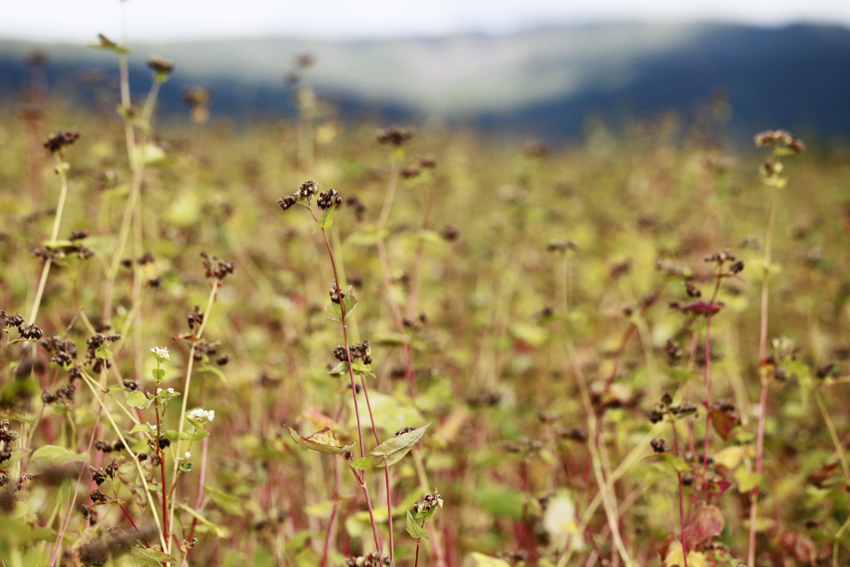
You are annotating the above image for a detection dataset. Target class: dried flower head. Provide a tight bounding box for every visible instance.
[376,125,413,147]
[754,130,805,153]
[147,56,175,78]
[43,129,80,153]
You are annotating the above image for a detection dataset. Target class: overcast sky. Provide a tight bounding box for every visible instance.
[2,0,850,42]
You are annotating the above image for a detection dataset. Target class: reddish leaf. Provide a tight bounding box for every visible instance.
[678,301,725,315]
[681,505,725,552]
[710,408,739,441]
[780,531,817,563]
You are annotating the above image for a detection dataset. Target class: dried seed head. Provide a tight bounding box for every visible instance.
[147,56,175,77]
[317,189,342,210]
[43,129,80,153]
[650,437,670,453]
[376,125,413,147]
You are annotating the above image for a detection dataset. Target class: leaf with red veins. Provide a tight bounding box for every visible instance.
[681,505,725,552]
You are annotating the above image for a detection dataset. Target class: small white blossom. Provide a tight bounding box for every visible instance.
[184,451,191,459]
[148,423,157,430]
[187,408,215,423]
[151,346,170,360]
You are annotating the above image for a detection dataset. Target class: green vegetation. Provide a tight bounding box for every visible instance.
[1,38,850,567]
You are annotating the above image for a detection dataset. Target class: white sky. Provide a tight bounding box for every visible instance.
[1,0,850,42]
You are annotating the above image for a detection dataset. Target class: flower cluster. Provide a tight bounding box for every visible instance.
[412,488,443,515]
[200,251,235,281]
[754,130,805,153]
[376,125,413,147]
[147,56,175,76]
[43,129,80,153]
[333,340,371,364]
[187,408,215,423]
[317,189,342,210]
[151,346,170,361]
[279,180,322,211]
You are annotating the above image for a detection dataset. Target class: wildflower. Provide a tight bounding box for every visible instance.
[151,346,170,361]
[187,408,215,423]
[184,451,191,460]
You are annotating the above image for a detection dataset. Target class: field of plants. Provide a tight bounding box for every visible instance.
[1,46,850,567]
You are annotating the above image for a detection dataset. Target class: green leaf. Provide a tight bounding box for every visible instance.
[130,547,177,567]
[643,453,691,474]
[324,295,358,322]
[476,483,525,520]
[370,423,430,458]
[286,426,356,455]
[129,423,155,434]
[735,468,763,493]
[198,364,227,383]
[177,503,230,537]
[314,205,336,233]
[346,225,388,246]
[328,361,349,375]
[29,445,83,472]
[509,322,549,348]
[95,344,113,360]
[192,429,210,441]
[350,456,374,470]
[406,510,429,540]
[205,485,244,517]
[127,390,152,410]
[417,229,445,245]
[151,368,165,381]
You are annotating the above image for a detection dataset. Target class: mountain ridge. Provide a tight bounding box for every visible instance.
[2,22,849,139]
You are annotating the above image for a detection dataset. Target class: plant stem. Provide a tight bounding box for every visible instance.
[79,370,167,550]
[311,207,389,557]
[671,421,688,567]
[320,455,340,567]
[748,182,778,567]
[167,279,220,553]
[48,409,101,567]
[155,401,169,543]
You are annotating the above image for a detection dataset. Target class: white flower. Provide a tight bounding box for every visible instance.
[184,451,191,459]
[151,346,170,360]
[187,408,215,423]
[148,423,157,431]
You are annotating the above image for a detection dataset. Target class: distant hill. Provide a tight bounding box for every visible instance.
[2,22,850,140]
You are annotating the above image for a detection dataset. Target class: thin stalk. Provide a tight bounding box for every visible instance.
[155,401,169,543]
[48,410,101,567]
[310,206,388,557]
[671,421,688,567]
[375,158,417,394]
[320,455,341,567]
[748,183,778,567]
[28,153,69,324]
[166,280,220,553]
[406,183,434,320]
[320,402,346,567]
[79,371,167,550]
[567,340,632,567]
[814,389,850,481]
[702,265,723,485]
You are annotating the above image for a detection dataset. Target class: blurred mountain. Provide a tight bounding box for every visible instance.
[2,22,849,139]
